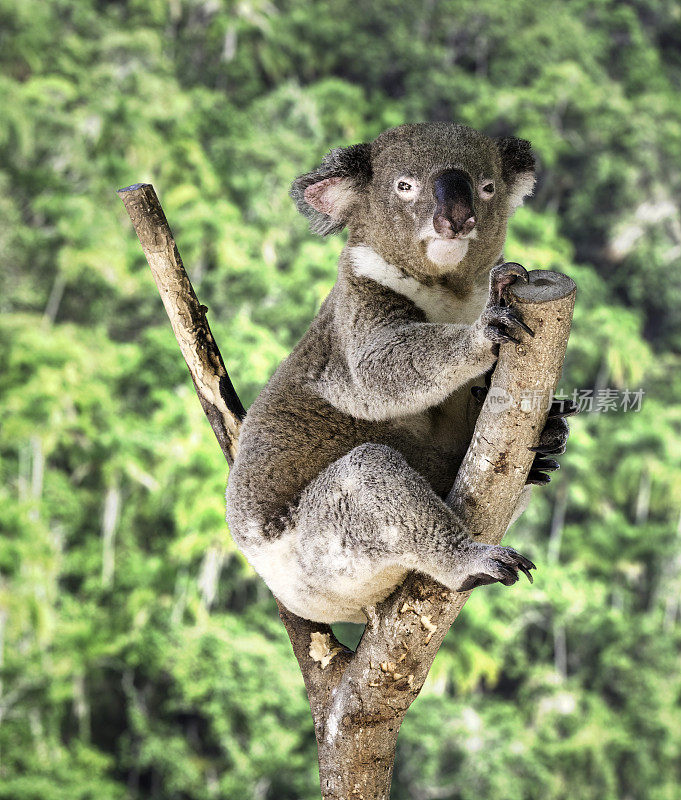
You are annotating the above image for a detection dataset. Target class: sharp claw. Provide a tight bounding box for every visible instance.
[498,310,533,338]
[461,546,536,593]
[513,551,537,571]
[486,325,521,345]
[533,458,560,472]
[514,317,535,337]
[527,471,551,485]
[500,262,530,283]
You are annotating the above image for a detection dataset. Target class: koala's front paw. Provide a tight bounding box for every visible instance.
[490,261,529,306]
[456,543,536,592]
[480,305,534,345]
[526,399,578,484]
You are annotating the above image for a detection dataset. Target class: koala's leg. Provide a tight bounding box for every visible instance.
[293,443,535,610]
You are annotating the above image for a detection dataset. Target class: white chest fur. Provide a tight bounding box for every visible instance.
[349,245,487,324]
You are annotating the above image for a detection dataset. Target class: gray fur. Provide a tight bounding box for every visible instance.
[226,122,537,623]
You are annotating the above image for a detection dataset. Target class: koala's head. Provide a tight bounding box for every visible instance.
[291,122,535,280]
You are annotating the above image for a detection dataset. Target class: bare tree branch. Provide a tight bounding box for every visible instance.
[118,183,245,465]
[118,182,576,800]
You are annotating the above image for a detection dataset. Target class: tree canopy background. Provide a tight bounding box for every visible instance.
[1,1,681,798]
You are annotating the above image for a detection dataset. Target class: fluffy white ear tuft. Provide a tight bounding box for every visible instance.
[494,136,535,212]
[303,176,357,220]
[290,142,372,236]
[507,171,536,210]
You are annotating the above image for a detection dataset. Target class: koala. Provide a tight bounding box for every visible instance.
[226,122,570,624]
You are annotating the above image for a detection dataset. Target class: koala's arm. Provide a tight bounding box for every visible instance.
[343,300,496,420]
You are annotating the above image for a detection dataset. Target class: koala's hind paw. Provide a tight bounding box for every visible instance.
[456,544,536,592]
[481,305,534,345]
[490,261,529,306]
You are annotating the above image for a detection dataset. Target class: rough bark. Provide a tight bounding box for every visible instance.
[118,182,576,800]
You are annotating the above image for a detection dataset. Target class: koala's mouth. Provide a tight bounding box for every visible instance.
[420,228,478,244]
[422,235,472,270]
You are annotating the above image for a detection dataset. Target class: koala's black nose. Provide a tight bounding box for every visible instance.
[433,169,476,238]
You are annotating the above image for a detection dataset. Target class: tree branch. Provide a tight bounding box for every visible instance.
[119,182,575,800]
[117,183,245,466]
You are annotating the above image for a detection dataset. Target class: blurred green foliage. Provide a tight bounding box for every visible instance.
[1,0,681,797]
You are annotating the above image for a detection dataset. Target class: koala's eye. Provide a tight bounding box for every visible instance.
[479,180,495,199]
[394,177,419,199]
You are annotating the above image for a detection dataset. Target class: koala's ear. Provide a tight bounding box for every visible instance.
[290,143,372,235]
[495,137,536,210]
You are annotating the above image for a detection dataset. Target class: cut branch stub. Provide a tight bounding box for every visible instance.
[117,183,245,465]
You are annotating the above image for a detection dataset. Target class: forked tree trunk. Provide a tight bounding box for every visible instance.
[118,183,576,799]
